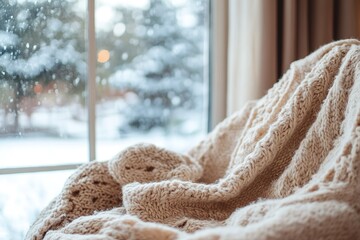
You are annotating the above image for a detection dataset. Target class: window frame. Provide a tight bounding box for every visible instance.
[0,0,216,175]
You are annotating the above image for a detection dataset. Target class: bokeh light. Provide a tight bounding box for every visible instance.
[33,83,43,94]
[97,49,110,63]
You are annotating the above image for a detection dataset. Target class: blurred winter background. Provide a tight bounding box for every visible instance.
[0,0,209,238]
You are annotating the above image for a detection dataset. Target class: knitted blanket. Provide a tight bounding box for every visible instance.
[27,39,360,240]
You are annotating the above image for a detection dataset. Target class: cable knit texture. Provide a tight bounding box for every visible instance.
[26,39,360,240]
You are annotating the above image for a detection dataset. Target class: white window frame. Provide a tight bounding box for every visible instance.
[87,0,96,162]
[0,0,220,175]
[209,0,228,129]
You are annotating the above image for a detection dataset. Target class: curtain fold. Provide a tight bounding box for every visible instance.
[226,0,360,115]
[227,0,277,115]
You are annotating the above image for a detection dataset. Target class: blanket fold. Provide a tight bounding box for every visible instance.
[27,39,360,240]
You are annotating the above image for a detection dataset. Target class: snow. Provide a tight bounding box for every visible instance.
[98,0,150,9]
[177,9,198,28]
[0,40,85,78]
[0,31,19,47]
[0,127,204,168]
[44,18,63,37]
[0,170,73,240]
[16,9,30,22]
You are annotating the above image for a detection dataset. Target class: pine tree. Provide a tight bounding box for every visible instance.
[102,0,206,133]
[0,0,85,133]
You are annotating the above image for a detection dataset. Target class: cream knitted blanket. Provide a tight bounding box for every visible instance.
[27,39,360,240]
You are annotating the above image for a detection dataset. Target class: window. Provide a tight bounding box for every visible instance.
[0,0,209,238]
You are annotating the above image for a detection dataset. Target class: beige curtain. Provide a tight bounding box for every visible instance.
[210,0,229,128]
[226,0,360,115]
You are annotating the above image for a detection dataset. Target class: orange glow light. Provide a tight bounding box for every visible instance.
[97,49,110,63]
[33,83,43,94]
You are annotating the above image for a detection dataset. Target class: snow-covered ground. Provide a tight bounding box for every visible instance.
[0,99,206,166]
[0,133,203,168]
[0,170,73,240]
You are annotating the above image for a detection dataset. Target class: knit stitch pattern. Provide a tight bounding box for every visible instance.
[26,39,360,240]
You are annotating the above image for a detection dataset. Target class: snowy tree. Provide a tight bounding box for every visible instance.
[99,0,207,133]
[0,0,85,133]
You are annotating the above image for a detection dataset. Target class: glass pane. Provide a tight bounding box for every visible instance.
[95,0,209,160]
[0,170,73,240]
[0,0,88,168]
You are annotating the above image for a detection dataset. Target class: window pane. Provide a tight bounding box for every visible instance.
[0,170,73,239]
[0,0,88,167]
[95,0,209,160]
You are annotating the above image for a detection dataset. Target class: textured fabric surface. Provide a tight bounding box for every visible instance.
[26,39,360,240]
